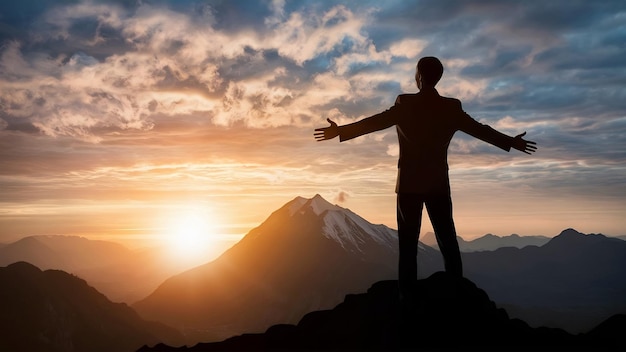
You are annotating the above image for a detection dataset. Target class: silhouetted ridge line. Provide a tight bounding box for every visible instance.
[0,262,183,352]
[138,272,624,351]
[422,231,551,252]
[0,235,185,303]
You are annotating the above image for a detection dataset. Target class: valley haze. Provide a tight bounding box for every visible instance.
[2,195,624,350]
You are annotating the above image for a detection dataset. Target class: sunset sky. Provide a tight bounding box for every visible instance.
[1,0,625,255]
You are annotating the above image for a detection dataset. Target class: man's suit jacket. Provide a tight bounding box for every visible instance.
[337,88,514,195]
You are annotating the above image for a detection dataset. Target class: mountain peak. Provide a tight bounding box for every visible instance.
[285,194,397,253]
[287,196,309,215]
[543,228,613,252]
[0,262,184,351]
[558,228,585,237]
[6,261,42,276]
[309,194,341,215]
[305,194,343,216]
[552,228,608,243]
[288,194,342,217]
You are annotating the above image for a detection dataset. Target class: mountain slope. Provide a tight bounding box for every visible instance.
[134,195,441,343]
[0,235,190,303]
[0,262,183,352]
[138,273,625,351]
[0,235,128,270]
[0,236,67,269]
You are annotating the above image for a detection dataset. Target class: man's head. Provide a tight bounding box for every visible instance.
[415,56,444,90]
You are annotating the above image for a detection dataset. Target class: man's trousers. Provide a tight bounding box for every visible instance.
[396,193,463,296]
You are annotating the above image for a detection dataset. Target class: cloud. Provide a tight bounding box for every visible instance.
[264,5,373,66]
[0,2,407,141]
[2,0,624,159]
[334,190,350,204]
[389,38,427,59]
[1,1,625,239]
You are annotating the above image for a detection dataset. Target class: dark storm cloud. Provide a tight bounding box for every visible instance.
[510,0,615,31]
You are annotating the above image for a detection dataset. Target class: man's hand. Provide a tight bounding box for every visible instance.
[314,118,339,141]
[512,132,537,154]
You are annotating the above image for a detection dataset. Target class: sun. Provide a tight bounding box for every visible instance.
[163,208,216,265]
[172,214,210,254]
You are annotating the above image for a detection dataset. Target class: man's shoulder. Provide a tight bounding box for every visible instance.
[439,95,462,105]
[394,94,418,108]
[396,93,418,101]
[397,93,462,107]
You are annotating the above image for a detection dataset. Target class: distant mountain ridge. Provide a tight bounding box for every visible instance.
[0,235,191,303]
[0,262,183,352]
[3,195,624,349]
[463,228,626,333]
[134,195,442,344]
[421,232,551,252]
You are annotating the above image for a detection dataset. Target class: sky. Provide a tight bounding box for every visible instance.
[1,0,625,253]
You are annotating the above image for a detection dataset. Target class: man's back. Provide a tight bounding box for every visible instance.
[393,89,465,194]
[337,87,514,194]
[394,91,462,171]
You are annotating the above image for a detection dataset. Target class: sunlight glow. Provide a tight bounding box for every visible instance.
[163,207,216,265]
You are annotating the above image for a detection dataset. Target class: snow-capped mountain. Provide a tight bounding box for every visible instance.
[271,194,438,272]
[289,195,398,254]
[134,195,440,344]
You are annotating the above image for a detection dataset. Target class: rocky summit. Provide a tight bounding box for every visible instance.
[139,271,624,351]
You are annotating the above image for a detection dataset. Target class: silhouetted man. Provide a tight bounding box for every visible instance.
[314,56,536,298]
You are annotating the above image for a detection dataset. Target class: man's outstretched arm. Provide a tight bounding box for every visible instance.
[511,131,537,155]
[314,118,339,141]
[456,100,537,154]
[314,103,400,142]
